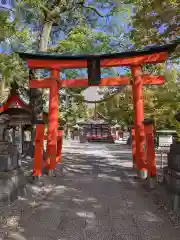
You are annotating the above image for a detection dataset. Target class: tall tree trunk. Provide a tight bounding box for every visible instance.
[39,21,53,51]
[0,80,5,97]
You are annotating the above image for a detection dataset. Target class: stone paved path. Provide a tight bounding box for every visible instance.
[0,141,180,240]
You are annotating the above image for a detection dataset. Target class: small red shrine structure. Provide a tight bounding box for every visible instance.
[0,82,49,121]
[0,82,32,155]
[0,82,49,155]
[0,82,30,115]
[17,41,179,178]
[77,112,114,142]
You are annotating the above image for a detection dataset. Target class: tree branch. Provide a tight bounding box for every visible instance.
[82,5,108,17]
[78,1,111,17]
[40,5,52,15]
[41,2,68,22]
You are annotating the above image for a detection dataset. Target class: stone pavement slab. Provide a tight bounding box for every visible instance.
[1,142,180,240]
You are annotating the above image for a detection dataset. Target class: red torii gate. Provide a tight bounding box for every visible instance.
[18,42,179,177]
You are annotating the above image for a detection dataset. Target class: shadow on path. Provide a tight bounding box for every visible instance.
[0,142,179,240]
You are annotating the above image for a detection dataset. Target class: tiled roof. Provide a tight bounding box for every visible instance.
[0,82,30,107]
[77,112,110,125]
[77,119,109,125]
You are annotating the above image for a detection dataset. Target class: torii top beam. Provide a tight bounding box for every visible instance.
[17,41,179,69]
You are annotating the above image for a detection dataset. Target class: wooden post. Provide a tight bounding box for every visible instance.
[33,123,45,177]
[131,66,147,179]
[46,69,59,173]
[12,127,15,146]
[29,69,45,176]
[21,126,25,156]
[143,119,156,188]
[131,80,137,171]
[131,128,136,169]
[56,129,63,163]
[19,123,23,156]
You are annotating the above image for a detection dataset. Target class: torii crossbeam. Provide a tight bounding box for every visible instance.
[18,41,179,177]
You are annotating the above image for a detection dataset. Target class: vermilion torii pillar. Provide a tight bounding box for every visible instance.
[45,69,59,172]
[18,41,179,177]
[56,129,63,163]
[131,128,136,169]
[143,119,156,187]
[131,66,147,178]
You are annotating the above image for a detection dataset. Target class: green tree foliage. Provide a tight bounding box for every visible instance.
[0,9,33,91]
[151,68,180,129]
[96,67,180,130]
[54,24,113,54]
[126,0,180,59]
[7,0,129,125]
[0,1,128,125]
[0,12,16,41]
[97,85,133,127]
[14,0,126,51]
[0,53,28,95]
[0,8,33,49]
[2,0,179,132]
